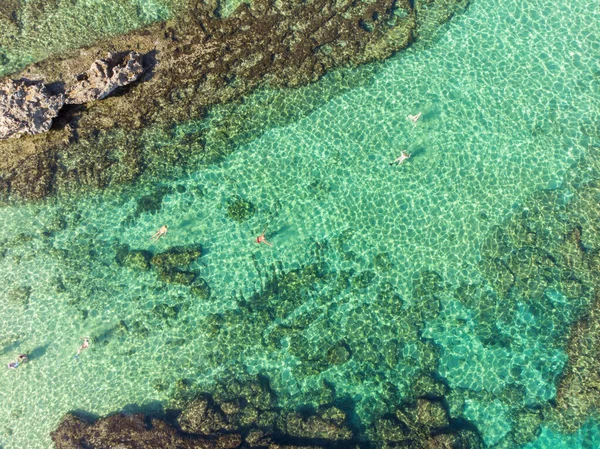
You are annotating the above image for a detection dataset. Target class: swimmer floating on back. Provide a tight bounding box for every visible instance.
[151,225,168,242]
[7,354,28,369]
[390,151,411,166]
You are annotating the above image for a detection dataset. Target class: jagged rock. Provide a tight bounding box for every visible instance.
[0,78,65,139]
[66,51,144,104]
[159,269,197,285]
[373,398,484,449]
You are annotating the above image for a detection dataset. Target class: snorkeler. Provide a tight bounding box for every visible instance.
[151,225,168,242]
[7,354,27,369]
[390,151,411,166]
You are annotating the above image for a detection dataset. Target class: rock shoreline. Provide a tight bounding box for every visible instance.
[0,0,469,201]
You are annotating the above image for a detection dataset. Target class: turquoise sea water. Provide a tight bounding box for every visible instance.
[1,0,599,447]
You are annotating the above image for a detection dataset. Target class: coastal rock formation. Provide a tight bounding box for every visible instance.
[0,78,64,139]
[0,0,469,200]
[0,52,144,142]
[66,51,145,104]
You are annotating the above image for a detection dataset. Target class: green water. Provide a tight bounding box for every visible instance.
[1,0,599,447]
[0,0,179,77]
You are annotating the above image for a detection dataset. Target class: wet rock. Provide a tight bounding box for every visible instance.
[245,429,271,447]
[0,78,65,139]
[7,285,31,306]
[373,398,483,449]
[178,397,233,435]
[415,399,449,430]
[151,245,202,270]
[132,185,173,219]
[66,52,145,104]
[191,278,212,300]
[351,270,376,289]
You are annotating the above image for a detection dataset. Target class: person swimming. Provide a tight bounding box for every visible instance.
[76,337,90,357]
[7,354,27,369]
[151,225,168,242]
[407,112,422,126]
[256,228,272,246]
[390,151,411,166]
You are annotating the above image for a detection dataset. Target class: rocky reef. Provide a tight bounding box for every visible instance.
[0,0,469,200]
[52,374,483,448]
[116,243,206,287]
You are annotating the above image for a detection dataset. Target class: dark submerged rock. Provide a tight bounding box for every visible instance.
[123,250,152,270]
[226,198,255,222]
[191,278,212,300]
[151,245,202,270]
[51,413,242,449]
[159,269,197,285]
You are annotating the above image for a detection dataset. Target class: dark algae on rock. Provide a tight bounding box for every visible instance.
[52,374,482,448]
[0,0,469,201]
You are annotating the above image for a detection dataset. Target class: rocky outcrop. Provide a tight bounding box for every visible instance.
[66,51,145,104]
[0,78,64,139]
[0,52,144,142]
[0,0,469,200]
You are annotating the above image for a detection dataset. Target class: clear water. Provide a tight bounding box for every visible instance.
[0,0,181,77]
[1,0,599,447]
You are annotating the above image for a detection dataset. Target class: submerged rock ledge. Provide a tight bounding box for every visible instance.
[51,375,483,449]
[0,0,468,201]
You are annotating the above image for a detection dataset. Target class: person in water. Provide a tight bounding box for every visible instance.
[151,225,168,242]
[7,354,28,369]
[256,228,272,246]
[390,151,411,166]
[76,337,90,357]
[407,112,422,126]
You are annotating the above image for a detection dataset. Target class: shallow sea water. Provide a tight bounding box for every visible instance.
[0,0,599,447]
